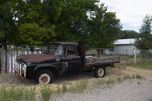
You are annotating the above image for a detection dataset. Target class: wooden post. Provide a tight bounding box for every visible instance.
[134,48,137,64]
[126,50,128,65]
[1,47,5,73]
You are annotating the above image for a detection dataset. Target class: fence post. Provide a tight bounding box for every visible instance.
[1,47,5,73]
[126,50,128,65]
[0,45,8,73]
[134,48,137,64]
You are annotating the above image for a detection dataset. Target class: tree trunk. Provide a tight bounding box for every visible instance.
[1,37,8,73]
[4,42,8,73]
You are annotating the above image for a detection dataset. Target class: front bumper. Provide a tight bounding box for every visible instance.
[15,63,27,78]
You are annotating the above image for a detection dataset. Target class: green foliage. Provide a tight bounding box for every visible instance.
[16,0,56,45]
[119,30,139,39]
[140,15,152,35]
[88,4,121,48]
[136,15,152,49]
[0,0,17,44]
[1,0,121,48]
[19,23,55,45]
[55,0,99,42]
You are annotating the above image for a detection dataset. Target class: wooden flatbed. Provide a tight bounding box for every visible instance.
[84,56,120,70]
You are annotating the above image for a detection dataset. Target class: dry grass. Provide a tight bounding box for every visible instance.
[0,66,152,100]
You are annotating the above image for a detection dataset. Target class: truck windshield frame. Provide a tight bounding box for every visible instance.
[46,43,64,56]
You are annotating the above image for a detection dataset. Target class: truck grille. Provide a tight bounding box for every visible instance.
[15,62,27,77]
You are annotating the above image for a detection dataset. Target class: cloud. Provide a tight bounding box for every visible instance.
[100,0,152,32]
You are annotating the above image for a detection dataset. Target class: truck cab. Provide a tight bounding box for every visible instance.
[16,42,83,84]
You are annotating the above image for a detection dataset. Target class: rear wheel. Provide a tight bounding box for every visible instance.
[36,70,54,84]
[94,67,105,78]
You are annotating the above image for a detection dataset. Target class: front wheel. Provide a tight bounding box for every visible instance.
[36,70,54,84]
[94,67,106,78]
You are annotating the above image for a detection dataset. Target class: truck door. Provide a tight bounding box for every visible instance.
[62,45,82,74]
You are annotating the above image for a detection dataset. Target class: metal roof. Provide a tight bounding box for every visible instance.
[114,39,136,45]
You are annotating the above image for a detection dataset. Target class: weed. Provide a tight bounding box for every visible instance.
[22,87,36,101]
[105,79,115,85]
[62,84,67,93]
[41,86,52,101]
[137,81,141,85]
[135,74,143,80]
[95,79,104,86]
[69,80,87,93]
[117,77,123,83]
[123,75,132,80]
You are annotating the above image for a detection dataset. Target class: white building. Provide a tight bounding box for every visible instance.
[113,39,140,55]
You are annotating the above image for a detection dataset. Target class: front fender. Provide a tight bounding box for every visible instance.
[34,63,57,72]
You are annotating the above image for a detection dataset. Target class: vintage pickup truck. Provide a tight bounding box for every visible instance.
[16,42,119,84]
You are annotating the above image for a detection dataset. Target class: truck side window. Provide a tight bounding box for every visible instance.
[66,45,78,55]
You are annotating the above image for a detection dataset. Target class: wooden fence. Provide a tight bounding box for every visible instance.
[0,46,43,73]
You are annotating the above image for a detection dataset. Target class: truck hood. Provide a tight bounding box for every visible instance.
[17,54,56,63]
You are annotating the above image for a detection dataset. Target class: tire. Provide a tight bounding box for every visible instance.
[36,70,54,84]
[94,67,106,78]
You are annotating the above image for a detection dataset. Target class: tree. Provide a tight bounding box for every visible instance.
[119,30,139,39]
[0,0,17,72]
[0,0,17,44]
[15,0,56,45]
[88,4,121,48]
[54,0,98,42]
[5,0,121,48]
[136,15,152,49]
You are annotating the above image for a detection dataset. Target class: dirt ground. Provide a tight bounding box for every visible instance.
[52,80,152,101]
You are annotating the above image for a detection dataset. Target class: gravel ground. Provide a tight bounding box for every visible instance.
[52,79,152,101]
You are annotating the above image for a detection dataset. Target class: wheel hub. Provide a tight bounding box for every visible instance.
[39,73,50,84]
[41,76,48,82]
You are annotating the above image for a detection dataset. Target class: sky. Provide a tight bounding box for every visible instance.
[100,0,152,32]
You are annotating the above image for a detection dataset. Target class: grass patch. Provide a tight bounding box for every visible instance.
[105,79,115,85]
[0,87,36,101]
[95,78,116,88]
[68,80,87,93]
[123,74,144,80]
[62,84,68,93]
[0,88,23,101]
[134,63,152,69]
[41,86,53,101]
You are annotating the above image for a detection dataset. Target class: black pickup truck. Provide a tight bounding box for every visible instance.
[16,42,119,84]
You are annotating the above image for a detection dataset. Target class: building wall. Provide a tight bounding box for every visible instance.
[114,44,140,55]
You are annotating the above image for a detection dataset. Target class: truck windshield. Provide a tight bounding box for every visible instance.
[46,44,63,56]
[54,45,64,56]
